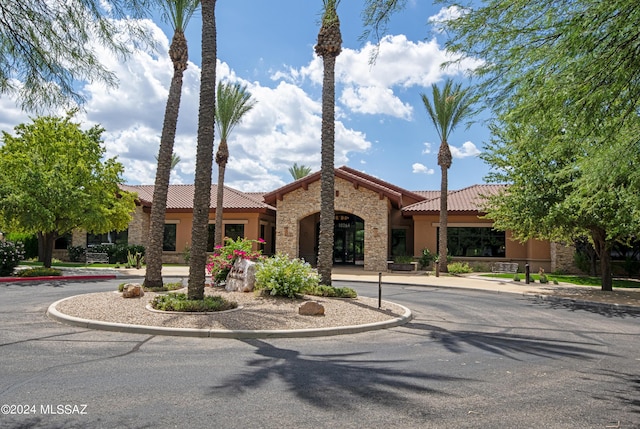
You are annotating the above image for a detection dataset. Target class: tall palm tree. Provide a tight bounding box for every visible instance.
[213,81,256,247]
[155,152,181,170]
[315,0,342,286]
[288,163,312,180]
[144,0,199,289]
[187,0,217,300]
[421,79,474,275]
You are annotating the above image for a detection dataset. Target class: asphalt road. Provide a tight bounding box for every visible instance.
[1,279,639,429]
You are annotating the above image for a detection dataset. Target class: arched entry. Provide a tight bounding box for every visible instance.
[318,213,364,265]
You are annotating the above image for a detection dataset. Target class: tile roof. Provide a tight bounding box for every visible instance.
[120,184,275,212]
[402,184,507,214]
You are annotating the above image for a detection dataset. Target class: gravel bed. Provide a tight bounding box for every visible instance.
[53,287,406,330]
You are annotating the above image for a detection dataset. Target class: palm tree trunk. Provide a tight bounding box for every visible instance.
[214,141,228,247]
[438,165,449,274]
[144,32,187,289]
[188,0,217,300]
[317,54,337,286]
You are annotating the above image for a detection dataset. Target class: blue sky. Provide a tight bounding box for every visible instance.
[0,1,491,193]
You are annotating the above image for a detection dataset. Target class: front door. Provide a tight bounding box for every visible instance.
[332,213,364,265]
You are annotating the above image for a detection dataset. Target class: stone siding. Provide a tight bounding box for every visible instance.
[127,205,150,248]
[551,242,578,274]
[275,177,389,271]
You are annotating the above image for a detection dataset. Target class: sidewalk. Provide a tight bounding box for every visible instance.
[6,265,640,310]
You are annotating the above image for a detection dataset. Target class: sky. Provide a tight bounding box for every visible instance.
[0,0,492,193]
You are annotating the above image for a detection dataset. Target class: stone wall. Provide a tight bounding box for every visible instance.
[275,177,390,272]
[551,242,578,274]
[127,205,150,248]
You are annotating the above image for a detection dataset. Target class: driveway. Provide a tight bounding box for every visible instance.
[1,279,638,428]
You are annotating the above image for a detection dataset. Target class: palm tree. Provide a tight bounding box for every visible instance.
[144,0,199,289]
[187,0,217,300]
[315,0,342,286]
[288,163,312,180]
[213,81,256,247]
[420,79,474,275]
[154,152,181,170]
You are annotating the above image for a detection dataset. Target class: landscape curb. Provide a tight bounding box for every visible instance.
[0,275,117,283]
[46,296,413,339]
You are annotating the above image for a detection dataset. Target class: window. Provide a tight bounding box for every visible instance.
[225,224,244,241]
[163,224,177,251]
[391,229,407,257]
[55,233,72,249]
[207,224,216,252]
[87,230,128,247]
[439,227,506,257]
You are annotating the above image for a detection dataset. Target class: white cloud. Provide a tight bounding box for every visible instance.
[412,163,435,175]
[422,142,432,155]
[428,6,467,33]
[450,141,481,158]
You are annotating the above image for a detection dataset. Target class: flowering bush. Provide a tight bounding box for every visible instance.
[0,240,26,276]
[206,237,264,285]
[255,253,320,298]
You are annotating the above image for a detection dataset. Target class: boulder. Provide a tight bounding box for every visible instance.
[225,258,257,292]
[122,283,144,298]
[298,301,325,316]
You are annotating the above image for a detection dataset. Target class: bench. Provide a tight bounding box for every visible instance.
[491,262,519,273]
[86,252,109,264]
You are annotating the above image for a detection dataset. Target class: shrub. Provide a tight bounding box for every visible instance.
[127,251,145,269]
[302,284,357,298]
[16,267,62,277]
[393,255,414,264]
[144,281,183,292]
[67,245,86,262]
[255,253,320,298]
[206,237,264,285]
[513,274,521,282]
[447,261,473,275]
[150,293,237,312]
[0,240,25,276]
[418,248,435,270]
[6,233,38,259]
[538,268,549,284]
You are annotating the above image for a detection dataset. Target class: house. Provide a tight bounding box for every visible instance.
[66,166,574,272]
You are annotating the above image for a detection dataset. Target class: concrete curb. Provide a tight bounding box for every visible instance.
[46,296,413,339]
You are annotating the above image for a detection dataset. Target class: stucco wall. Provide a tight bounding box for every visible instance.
[275,177,390,271]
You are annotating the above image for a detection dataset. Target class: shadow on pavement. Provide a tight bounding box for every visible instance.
[212,339,471,410]
[400,321,611,361]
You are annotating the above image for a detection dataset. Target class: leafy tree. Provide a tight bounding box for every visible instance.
[187,0,217,300]
[441,0,640,290]
[315,0,342,286]
[288,163,313,180]
[0,0,154,111]
[145,0,199,289]
[0,111,136,267]
[420,79,474,274]
[213,81,256,247]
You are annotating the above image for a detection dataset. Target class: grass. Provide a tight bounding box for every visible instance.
[150,293,237,312]
[483,273,640,288]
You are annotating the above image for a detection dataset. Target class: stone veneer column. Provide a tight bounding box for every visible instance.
[275,177,389,272]
[127,205,150,248]
[551,242,578,274]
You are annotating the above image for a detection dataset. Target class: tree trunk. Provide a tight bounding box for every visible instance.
[38,231,57,268]
[144,32,187,290]
[592,229,613,291]
[188,0,217,300]
[317,54,337,286]
[214,140,228,247]
[438,165,449,274]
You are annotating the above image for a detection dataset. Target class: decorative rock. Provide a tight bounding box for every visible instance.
[225,258,257,293]
[298,301,325,316]
[122,283,144,298]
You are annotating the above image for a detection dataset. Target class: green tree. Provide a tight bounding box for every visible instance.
[420,79,474,274]
[0,1,153,111]
[482,110,640,291]
[442,0,640,290]
[0,111,136,267]
[213,81,256,247]
[288,163,312,180]
[145,0,199,290]
[315,0,342,286]
[187,0,217,300]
